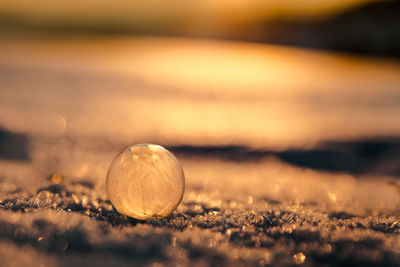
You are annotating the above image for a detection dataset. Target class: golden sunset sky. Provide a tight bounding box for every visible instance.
[0,0,378,30]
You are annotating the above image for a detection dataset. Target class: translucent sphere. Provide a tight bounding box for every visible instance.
[106,144,185,220]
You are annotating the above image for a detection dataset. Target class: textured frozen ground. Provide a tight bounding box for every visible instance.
[0,136,399,267]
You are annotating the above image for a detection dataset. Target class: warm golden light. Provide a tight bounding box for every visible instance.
[0,1,399,266]
[0,0,379,38]
[0,37,399,149]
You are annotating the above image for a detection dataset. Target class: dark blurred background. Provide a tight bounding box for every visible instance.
[0,0,399,57]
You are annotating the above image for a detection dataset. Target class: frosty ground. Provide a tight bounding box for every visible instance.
[0,135,399,267]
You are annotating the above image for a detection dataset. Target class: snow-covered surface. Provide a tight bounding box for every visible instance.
[0,37,399,266]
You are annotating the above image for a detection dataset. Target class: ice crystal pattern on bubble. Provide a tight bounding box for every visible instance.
[106,144,185,220]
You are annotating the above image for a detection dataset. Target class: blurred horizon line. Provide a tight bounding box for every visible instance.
[0,0,399,58]
[2,124,400,177]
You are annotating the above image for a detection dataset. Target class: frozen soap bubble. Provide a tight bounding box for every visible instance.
[106,144,185,220]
